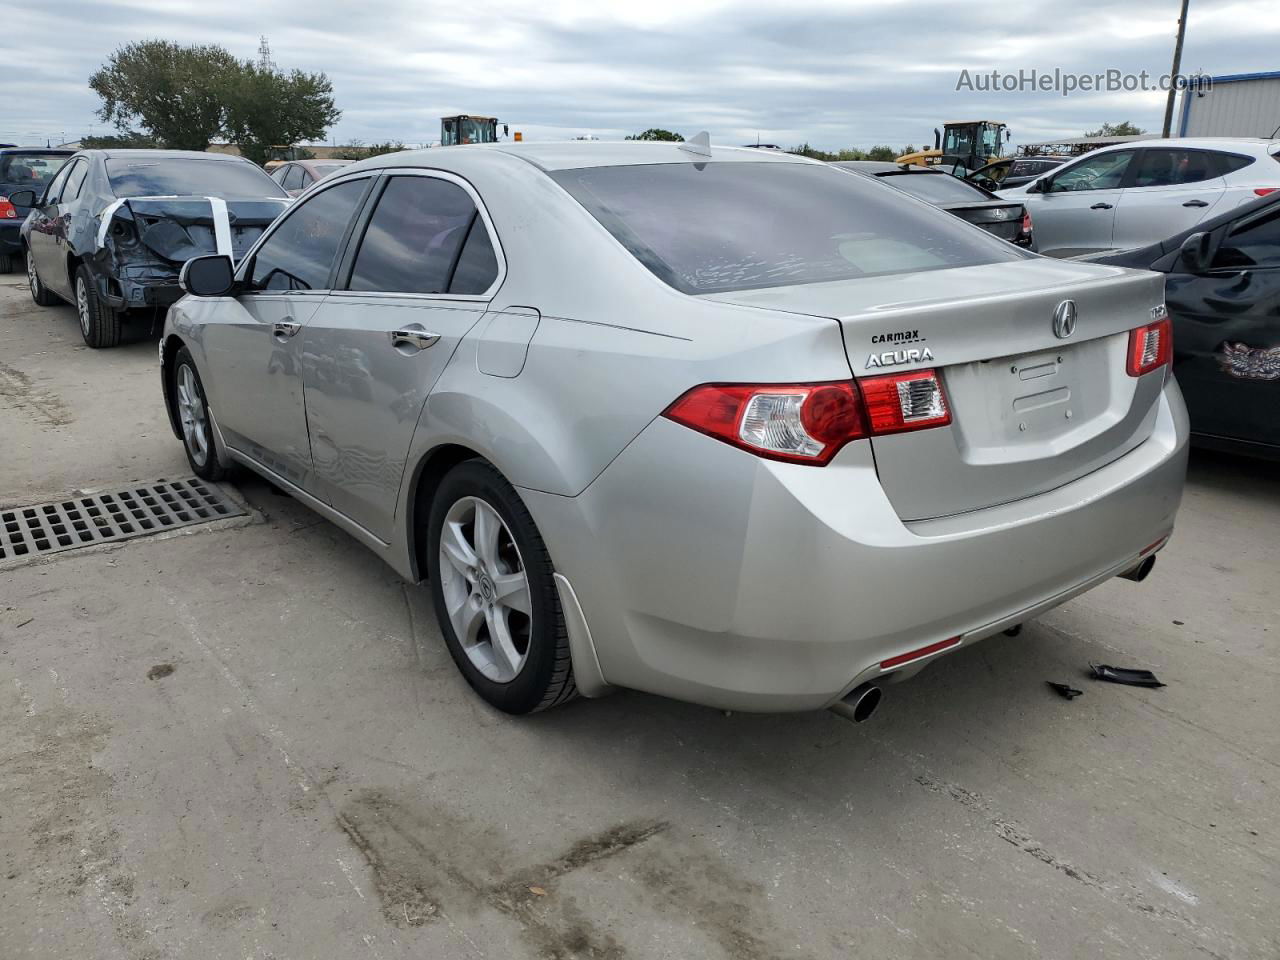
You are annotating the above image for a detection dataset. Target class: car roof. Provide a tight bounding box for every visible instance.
[1086,137,1278,155]
[349,140,820,174]
[93,149,255,162]
[830,161,937,174]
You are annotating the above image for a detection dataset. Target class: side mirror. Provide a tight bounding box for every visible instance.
[180,255,236,297]
[1178,231,1212,273]
[7,189,37,207]
[1029,177,1050,194]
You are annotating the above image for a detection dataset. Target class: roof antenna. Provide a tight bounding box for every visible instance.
[679,131,712,158]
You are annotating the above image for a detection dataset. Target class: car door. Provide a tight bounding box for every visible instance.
[300,171,503,541]
[200,176,374,489]
[1166,204,1280,446]
[1021,149,1136,257]
[27,158,80,295]
[1112,148,1227,250]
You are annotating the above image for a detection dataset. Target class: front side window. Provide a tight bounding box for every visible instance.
[1050,151,1134,193]
[1131,150,1218,188]
[107,158,289,199]
[348,176,495,295]
[248,178,368,291]
[1212,207,1280,269]
[551,161,1024,295]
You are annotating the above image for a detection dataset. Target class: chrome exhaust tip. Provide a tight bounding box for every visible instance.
[829,683,883,723]
[1118,555,1156,583]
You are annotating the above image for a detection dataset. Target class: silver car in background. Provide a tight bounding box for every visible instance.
[162,141,1188,718]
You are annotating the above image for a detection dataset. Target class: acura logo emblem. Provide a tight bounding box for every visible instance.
[1053,300,1077,340]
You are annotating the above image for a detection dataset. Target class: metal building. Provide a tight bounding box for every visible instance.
[1178,71,1280,138]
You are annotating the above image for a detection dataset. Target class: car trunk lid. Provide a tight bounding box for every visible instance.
[102,197,290,263]
[704,258,1168,520]
[943,200,1026,242]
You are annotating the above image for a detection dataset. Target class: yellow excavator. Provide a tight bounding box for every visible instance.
[896,121,1010,172]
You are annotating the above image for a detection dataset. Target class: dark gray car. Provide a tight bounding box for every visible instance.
[17,149,289,347]
[833,162,1034,248]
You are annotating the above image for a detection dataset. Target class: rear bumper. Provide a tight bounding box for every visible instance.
[523,377,1189,712]
[97,272,184,310]
[0,221,22,256]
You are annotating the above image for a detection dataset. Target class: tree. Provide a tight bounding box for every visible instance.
[90,41,240,151]
[1084,121,1147,138]
[222,63,340,165]
[330,140,406,161]
[625,128,684,142]
[88,40,341,161]
[866,145,898,162]
[79,132,160,149]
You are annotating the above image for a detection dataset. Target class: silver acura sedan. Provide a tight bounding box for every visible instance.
[162,140,1188,719]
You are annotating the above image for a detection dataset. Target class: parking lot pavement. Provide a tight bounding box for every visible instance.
[1,278,1277,960]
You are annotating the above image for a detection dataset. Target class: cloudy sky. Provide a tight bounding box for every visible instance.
[2,0,1276,151]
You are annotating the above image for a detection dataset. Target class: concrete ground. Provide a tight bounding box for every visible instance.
[1,278,1277,960]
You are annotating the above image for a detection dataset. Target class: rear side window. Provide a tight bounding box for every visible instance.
[282,165,304,191]
[1215,153,1255,176]
[61,160,89,201]
[348,176,493,295]
[1131,150,1218,188]
[550,162,1023,295]
[1212,207,1280,269]
[248,179,368,291]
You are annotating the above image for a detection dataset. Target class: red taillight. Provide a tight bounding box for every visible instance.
[858,370,951,435]
[663,370,951,465]
[1020,209,1033,234]
[1126,316,1173,377]
[663,381,865,465]
[0,196,16,219]
[1254,187,1278,197]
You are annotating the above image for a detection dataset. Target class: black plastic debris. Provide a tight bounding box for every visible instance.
[1089,662,1166,688]
[1046,681,1083,700]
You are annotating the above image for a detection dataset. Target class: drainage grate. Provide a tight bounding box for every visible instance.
[0,478,244,563]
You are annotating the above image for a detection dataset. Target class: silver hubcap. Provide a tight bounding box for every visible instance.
[176,364,210,466]
[26,251,39,298]
[76,277,91,336]
[438,497,532,683]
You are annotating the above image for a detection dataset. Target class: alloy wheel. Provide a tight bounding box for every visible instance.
[437,496,532,683]
[75,277,91,337]
[26,251,39,299]
[175,363,210,467]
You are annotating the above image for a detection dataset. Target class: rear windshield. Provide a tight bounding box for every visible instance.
[879,172,989,203]
[106,158,289,199]
[0,152,71,187]
[550,162,1023,294]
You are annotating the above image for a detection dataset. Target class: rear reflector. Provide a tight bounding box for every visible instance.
[859,370,951,435]
[1254,187,1278,197]
[880,635,962,670]
[1139,536,1168,556]
[1126,316,1173,377]
[664,370,952,465]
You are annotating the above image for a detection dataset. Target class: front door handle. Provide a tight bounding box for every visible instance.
[1182,199,1209,208]
[1090,202,1113,210]
[272,319,302,341]
[389,328,441,352]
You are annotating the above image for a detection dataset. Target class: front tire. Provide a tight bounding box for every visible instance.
[75,265,122,348]
[427,460,576,714]
[173,346,227,481]
[26,248,59,306]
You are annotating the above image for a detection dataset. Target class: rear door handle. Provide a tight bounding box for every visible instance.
[272,319,302,341]
[1182,199,1209,208]
[1090,202,1113,210]
[389,328,441,352]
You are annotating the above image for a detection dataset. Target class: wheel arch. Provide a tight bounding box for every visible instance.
[405,443,488,582]
[160,334,187,441]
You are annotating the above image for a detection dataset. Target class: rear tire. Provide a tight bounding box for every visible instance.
[75,265,122,348]
[173,346,227,481]
[427,460,576,714]
[0,253,12,274]
[26,248,59,306]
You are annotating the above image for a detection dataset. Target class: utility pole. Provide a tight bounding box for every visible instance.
[1161,0,1190,137]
